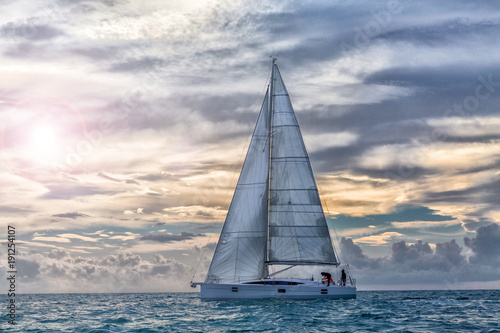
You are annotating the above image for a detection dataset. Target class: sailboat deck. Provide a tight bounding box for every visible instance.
[198,279,356,300]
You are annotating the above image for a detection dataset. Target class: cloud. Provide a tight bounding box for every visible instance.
[133,172,177,181]
[8,251,193,293]
[303,131,358,153]
[140,232,201,243]
[390,240,433,265]
[340,237,382,269]
[47,249,70,260]
[341,234,500,290]
[464,223,500,266]
[109,56,165,72]
[354,232,404,245]
[57,233,100,242]
[32,236,71,243]
[30,232,103,247]
[108,232,139,241]
[2,22,65,41]
[40,184,117,200]
[161,206,225,221]
[52,212,89,219]
[16,258,40,280]
[435,239,466,267]
[390,220,460,229]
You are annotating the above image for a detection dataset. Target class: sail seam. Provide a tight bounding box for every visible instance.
[222,231,266,234]
[266,261,338,265]
[271,157,309,160]
[272,125,299,128]
[271,188,317,191]
[269,225,327,228]
[269,211,323,214]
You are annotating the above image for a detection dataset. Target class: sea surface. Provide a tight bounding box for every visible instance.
[3,290,499,332]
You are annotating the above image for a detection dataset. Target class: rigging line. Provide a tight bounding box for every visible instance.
[190,66,273,283]
[317,179,354,278]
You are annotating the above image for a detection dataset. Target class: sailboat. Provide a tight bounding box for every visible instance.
[191,58,356,300]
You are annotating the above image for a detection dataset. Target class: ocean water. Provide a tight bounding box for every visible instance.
[3,290,499,332]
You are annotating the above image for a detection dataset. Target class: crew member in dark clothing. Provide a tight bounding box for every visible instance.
[321,272,332,286]
[341,269,346,286]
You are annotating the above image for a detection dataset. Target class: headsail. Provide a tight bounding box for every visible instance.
[267,64,338,266]
[205,90,270,283]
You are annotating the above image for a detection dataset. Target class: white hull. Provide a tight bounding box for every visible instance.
[196,279,356,300]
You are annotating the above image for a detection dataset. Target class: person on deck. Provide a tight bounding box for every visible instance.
[341,269,346,286]
[321,272,333,287]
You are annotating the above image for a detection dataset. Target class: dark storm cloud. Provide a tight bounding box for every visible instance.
[341,223,499,272]
[435,239,466,267]
[390,239,432,264]
[340,229,497,284]
[387,238,468,272]
[464,223,500,266]
[340,237,382,269]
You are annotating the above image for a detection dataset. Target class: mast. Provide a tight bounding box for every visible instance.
[265,57,277,273]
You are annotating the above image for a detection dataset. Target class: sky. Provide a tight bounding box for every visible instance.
[0,0,499,293]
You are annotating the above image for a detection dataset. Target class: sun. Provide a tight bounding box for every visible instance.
[30,125,58,157]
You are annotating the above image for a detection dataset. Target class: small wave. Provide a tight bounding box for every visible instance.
[103,317,130,324]
[360,312,384,319]
[402,296,428,300]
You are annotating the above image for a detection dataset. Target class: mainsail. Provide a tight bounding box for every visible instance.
[267,64,338,266]
[205,91,270,283]
[206,60,337,284]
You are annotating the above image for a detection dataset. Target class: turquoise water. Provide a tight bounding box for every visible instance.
[3,290,499,332]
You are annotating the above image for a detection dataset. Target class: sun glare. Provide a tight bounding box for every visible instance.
[31,125,58,157]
